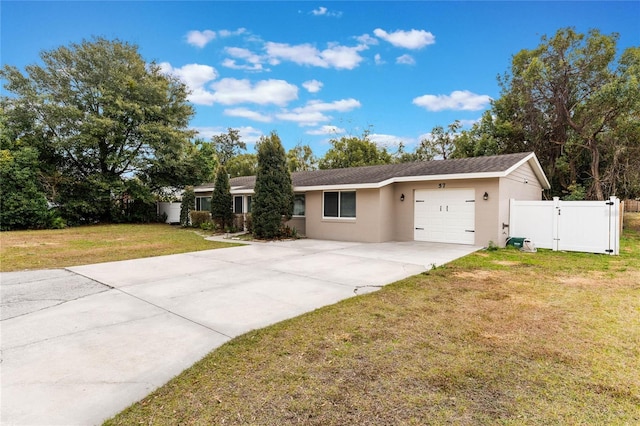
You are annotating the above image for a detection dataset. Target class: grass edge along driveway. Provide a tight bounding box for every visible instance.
[105,214,640,425]
[0,223,237,272]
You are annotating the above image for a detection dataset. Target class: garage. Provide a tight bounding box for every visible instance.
[414,189,476,244]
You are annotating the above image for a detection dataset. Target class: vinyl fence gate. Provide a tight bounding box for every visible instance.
[509,197,620,255]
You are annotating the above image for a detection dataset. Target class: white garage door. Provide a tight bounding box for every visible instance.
[414,189,476,245]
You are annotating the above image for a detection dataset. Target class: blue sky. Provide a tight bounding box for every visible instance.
[2,1,639,156]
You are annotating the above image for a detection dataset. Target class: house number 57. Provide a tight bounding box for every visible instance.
[438,183,446,188]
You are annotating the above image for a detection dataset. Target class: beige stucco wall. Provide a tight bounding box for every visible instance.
[497,161,545,246]
[198,160,546,246]
[392,178,499,246]
[304,188,395,243]
[285,217,306,236]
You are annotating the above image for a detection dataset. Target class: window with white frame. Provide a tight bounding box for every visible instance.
[293,194,305,216]
[195,196,211,211]
[233,196,243,213]
[323,191,355,218]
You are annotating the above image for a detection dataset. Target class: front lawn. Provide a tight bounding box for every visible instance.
[105,213,640,425]
[0,224,237,272]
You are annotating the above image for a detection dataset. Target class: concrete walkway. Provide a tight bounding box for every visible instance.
[1,239,479,425]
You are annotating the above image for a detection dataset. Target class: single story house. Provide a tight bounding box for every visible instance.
[194,152,550,247]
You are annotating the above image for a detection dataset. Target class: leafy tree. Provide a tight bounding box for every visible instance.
[0,111,51,230]
[252,132,294,239]
[451,112,503,159]
[494,28,640,199]
[212,128,246,165]
[412,121,461,161]
[287,143,317,172]
[319,133,392,169]
[144,138,218,191]
[0,37,195,222]
[180,186,195,227]
[227,153,258,177]
[211,166,234,230]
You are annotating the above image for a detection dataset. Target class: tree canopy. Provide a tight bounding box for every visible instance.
[1,37,201,223]
[488,28,640,200]
[318,133,392,169]
[211,128,246,166]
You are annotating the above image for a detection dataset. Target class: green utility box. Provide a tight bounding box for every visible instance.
[506,237,526,248]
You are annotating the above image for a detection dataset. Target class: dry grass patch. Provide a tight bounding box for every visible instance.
[0,224,237,271]
[106,214,640,425]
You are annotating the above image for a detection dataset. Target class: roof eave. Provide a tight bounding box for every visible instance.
[293,172,505,192]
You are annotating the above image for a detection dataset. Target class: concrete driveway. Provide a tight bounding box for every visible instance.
[1,239,479,425]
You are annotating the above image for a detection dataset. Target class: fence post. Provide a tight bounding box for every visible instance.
[609,196,620,255]
[552,197,560,251]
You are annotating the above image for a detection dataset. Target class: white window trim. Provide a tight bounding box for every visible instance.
[195,196,211,211]
[322,190,356,220]
[233,195,244,214]
[293,193,306,217]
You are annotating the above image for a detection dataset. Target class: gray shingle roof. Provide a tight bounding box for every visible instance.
[196,152,536,192]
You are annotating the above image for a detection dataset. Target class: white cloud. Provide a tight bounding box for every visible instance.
[396,54,415,65]
[355,33,379,45]
[222,59,265,71]
[237,126,264,145]
[458,118,481,127]
[186,28,246,48]
[265,41,367,70]
[159,62,218,105]
[302,79,323,93]
[211,78,298,106]
[277,110,330,126]
[374,53,385,65]
[186,30,216,48]
[192,126,263,145]
[412,90,492,112]
[374,28,436,49]
[222,47,266,71]
[224,107,273,122]
[218,28,247,37]
[225,47,264,65]
[306,125,346,135]
[312,6,328,15]
[369,133,415,149]
[311,6,342,17]
[277,98,361,126]
[303,99,361,112]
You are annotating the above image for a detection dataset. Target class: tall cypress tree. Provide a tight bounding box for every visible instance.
[179,186,195,227]
[252,132,294,239]
[211,166,233,230]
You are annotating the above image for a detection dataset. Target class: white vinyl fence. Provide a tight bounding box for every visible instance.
[509,197,620,255]
[157,202,181,224]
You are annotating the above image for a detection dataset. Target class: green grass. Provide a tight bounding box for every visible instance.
[105,213,640,425]
[0,223,237,272]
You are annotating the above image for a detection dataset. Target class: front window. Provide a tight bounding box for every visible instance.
[196,196,211,211]
[323,191,356,218]
[293,194,305,216]
[233,196,243,213]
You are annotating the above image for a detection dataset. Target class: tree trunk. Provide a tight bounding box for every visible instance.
[588,139,605,200]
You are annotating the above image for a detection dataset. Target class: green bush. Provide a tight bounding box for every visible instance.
[0,147,51,230]
[189,211,211,228]
[49,216,67,229]
[200,221,216,231]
